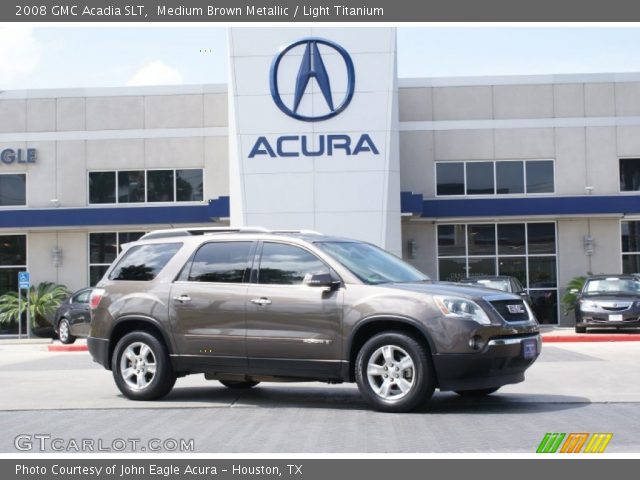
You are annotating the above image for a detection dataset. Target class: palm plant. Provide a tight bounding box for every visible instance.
[561,276,587,315]
[0,282,71,328]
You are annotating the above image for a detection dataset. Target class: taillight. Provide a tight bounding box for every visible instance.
[90,288,105,310]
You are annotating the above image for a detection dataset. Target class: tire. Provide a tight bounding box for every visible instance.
[111,331,176,401]
[57,318,76,345]
[355,331,435,413]
[575,326,587,334]
[219,380,260,389]
[455,387,500,397]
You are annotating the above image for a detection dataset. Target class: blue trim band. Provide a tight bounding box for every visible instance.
[416,194,640,218]
[0,196,230,229]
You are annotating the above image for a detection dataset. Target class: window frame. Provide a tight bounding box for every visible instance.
[434,159,556,198]
[87,168,205,206]
[254,241,335,287]
[0,172,28,208]
[88,231,147,286]
[178,240,257,285]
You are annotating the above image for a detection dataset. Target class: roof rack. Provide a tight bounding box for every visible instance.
[138,227,323,241]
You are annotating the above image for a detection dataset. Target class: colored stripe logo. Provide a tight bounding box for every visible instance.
[537,433,612,453]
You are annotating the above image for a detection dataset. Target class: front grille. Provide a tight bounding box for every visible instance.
[490,300,529,322]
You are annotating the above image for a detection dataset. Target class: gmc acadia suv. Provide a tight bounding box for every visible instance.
[88,228,540,412]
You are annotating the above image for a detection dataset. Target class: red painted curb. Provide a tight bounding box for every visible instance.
[542,334,640,343]
[48,344,88,352]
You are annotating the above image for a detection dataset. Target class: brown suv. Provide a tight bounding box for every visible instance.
[88,228,540,412]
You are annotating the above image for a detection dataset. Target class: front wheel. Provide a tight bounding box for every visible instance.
[455,387,500,397]
[58,319,76,344]
[355,332,435,413]
[112,331,176,401]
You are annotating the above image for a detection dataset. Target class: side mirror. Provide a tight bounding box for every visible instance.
[306,272,341,289]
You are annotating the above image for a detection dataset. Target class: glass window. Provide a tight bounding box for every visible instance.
[118,171,145,203]
[622,221,640,252]
[436,163,464,196]
[177,169,204,202]
[90,265,109,287]
[620,159,640,191]
[89,172,116,204]
[259,243,330,285]
[498,224,526,255]
[90,233,117,265]
[0,235,27,266]
[496,161,524,194]
[437,225,466,256]
[147,170,175,203]
[530,290,558,324]
[623,255,640,274]
[498,257,527,286]
[89,232,146,286]
[466,162,494,195]
[438,258,466,282]
[73,290,91,304]
[109,243,182,281]
[528,256,557,288]
[318,241,427,285]
[526,160,554,193]
[0,174,26,206]
[467,224,496,256]
[188,242,252,283]
[467,257,496,277]
[436,222,558,324]
[527,223,556,254]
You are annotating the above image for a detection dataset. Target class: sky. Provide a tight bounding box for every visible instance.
[3,26,640,90]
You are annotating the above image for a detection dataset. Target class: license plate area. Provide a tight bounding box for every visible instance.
[609,314,623,321]
[522,338,537,359]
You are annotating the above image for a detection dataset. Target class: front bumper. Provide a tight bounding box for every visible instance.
[433,334,541,391]
[87,336,110,370]
[578,310,640,328]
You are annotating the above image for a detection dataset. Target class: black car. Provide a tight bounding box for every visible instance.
[54,288,92,344]
[458,276,532,305]
[574,274,640,333]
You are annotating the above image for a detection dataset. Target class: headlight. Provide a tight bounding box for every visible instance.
[434,295,491,325]
[580,300,598,311]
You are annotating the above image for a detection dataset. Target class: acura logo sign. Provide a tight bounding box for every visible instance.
[269,38,355,122]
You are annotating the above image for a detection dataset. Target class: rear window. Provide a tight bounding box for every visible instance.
[109,243,182,281]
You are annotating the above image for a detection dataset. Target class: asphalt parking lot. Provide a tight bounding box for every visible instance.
[1,341,639,453]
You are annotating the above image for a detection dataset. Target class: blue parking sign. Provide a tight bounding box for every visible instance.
[18,271,30,289]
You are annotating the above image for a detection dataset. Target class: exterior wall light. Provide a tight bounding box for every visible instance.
[583,235,594,256]
[52,247,63,267]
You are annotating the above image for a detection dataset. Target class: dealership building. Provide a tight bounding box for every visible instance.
[2,27,640,330]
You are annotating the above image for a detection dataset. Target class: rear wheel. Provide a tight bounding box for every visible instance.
[355,331,435,413]
[219,380,260,389]
[575,326,587,334]
[58,319,76,344]
[112,331,176,401]
[455,387,500,397]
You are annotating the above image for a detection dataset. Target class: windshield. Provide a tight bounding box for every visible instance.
[584,278,640,295]
[464,279,510,292]
[317,241,429,285]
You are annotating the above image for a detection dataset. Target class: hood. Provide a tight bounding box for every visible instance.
[582,293,640,302]
[384,281,521,300]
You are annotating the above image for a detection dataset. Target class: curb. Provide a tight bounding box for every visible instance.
[48,344,88,352]
[542,334,640,343]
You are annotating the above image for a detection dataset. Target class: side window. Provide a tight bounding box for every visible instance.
[74,290,91,304]
[258,243,330,285]
[109,243,182,281]
[187,242,253,283]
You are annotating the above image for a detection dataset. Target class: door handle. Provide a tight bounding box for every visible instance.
[173,295,192,303]
[251,297,272,306]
